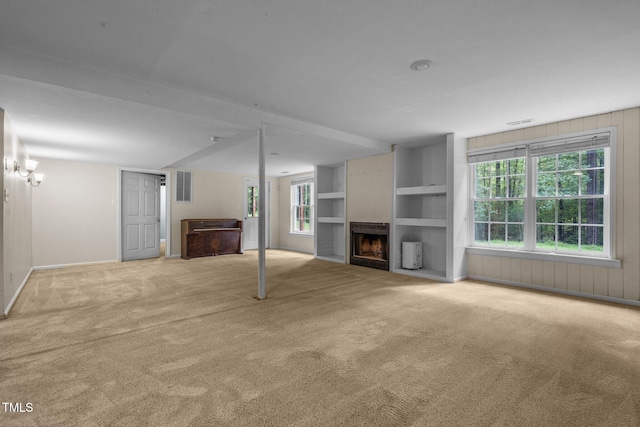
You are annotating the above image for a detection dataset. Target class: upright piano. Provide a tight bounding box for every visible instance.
[180,218,243,259]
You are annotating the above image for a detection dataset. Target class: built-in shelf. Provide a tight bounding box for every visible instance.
[315,162,347,264]
[395,218,446,228]
[396,185,447,196]
[392,134,467,283]
[317,191,345,200]
[317,217,345,224]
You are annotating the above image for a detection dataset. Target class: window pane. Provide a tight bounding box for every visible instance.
[536,225,556,249]
[490,223,505,245]
[508,175,525,198]
[581,169,604,195]
[580,198,604,225]
[490,201,506,222]
[507,200,524,222]
[507,224,524,245]
[509,158,526,175]
[537,172,556,196]
[558,199,579,224]
[558,225,579,250]
[558,172,579,196]
[581,226,604,252]
[474,201,489,221]
[491,176,507,198]
[536,199,556,224]
[538,155,556,172]
[475,178,490,198]
[581,149,604,168]
[476,163,491,178]
[558,152,579,170]
[492,160,508,176]
[475,223,489,243]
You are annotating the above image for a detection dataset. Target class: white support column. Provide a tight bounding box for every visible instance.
[258,124,267,300]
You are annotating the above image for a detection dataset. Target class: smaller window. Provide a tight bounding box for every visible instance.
[176,170,192,203]
[290,177,314,234]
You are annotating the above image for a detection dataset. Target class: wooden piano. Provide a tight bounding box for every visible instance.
[180,218,243,259]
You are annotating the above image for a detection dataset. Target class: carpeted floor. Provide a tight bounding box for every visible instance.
[1,250,639,426]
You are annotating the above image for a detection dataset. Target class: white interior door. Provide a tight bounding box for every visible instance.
[122,171,161,261]
[243,177,269,250]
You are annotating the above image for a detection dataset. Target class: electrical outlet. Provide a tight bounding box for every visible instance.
[4,188,9,202]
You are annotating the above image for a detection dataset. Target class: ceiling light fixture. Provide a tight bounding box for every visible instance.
[410,59,432,71]
[210,136,222,143]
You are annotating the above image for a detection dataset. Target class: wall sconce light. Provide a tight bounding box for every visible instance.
[14,159,44,187]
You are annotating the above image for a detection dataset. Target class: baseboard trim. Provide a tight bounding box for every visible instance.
[4,267,34,317]
[271,246,314,255]
[467,275,640,308]
[33,260,120,271]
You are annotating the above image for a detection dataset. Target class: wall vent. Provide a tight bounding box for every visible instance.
[176,170,192,203]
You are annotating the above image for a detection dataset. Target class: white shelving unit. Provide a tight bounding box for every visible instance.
[392,134,467,282]
[314,162,347,263]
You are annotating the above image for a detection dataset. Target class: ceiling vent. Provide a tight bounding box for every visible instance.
[507,118,534,126]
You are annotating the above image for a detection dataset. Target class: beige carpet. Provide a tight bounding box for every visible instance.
[1,250,639,426]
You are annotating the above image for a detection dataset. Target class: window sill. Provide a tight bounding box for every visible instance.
[288,232,314,238]
[466,246,621,268]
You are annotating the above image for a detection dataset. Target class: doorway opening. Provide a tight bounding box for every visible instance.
[243,177,270,251]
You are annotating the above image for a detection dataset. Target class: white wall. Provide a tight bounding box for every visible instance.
[2,111,33,315]
[277,173,314,254]
[167,168,279,256]
[32,159,118,267]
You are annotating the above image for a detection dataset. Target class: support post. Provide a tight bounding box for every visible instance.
[258,124,267,300]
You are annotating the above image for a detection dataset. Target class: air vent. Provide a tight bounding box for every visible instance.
[176,170,192,203]
[507,118,534,126]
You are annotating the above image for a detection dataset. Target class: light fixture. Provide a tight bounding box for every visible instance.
[14,159,44,187]
[410,59,432,71]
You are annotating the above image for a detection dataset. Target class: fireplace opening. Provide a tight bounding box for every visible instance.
[350,222,390,271]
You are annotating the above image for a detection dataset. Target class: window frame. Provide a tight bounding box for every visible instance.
[290,176,314,235]
[467,127,618,266]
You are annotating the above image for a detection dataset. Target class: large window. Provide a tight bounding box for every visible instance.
[469,130,613,259]
[290,176,314,234]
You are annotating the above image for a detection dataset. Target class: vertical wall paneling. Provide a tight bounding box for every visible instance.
[468,137,477,151]
[554,263,568,290]
[493,132,504,147]
[510,258,521,283]
[520,259,532,284]
[593,266,609,296]
[579,264,595,294]
[609,110,625,298]
[570,118,584,133]
[534,125,546,139]
[501,257,511,281]
[623,108,640,300]
[584,115,598,130]
[531,260,544,286]
[567,264,581,292]
[543,261,555,288]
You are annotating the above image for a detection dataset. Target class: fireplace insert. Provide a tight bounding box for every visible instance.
[350,222,390,271]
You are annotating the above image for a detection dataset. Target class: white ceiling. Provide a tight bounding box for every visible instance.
[1,0,640,176]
